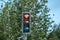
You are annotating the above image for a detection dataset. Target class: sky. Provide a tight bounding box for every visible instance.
[0,0,60,24]
[47,0,60,24]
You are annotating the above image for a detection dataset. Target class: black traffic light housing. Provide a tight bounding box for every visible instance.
[22,12,30,34]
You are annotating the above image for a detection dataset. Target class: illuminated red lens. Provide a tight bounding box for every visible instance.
[24,14,29,19]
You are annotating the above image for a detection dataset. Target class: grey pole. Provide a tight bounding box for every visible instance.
[17,36,23,40]
[17,37,20,40]
[22,34,27,40]
[17,34,28,40]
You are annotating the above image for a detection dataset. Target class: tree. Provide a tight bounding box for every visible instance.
[0,0,54,40]
[47,23,60,40]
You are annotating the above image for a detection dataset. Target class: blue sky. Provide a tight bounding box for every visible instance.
[0,0,60,24]
[47,0,60,24]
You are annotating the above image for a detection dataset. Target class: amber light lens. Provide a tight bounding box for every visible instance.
[24,21,29,26]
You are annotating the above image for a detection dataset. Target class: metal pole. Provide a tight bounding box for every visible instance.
[17,37,20,40]
[17,34,28,40]
[17,36,23,40]
[22,34,27,40]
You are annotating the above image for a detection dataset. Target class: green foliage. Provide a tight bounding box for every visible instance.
[0,0,54,40]
[47,24,60,40]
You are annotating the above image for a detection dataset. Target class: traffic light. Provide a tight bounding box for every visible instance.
[22,12,30,33]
